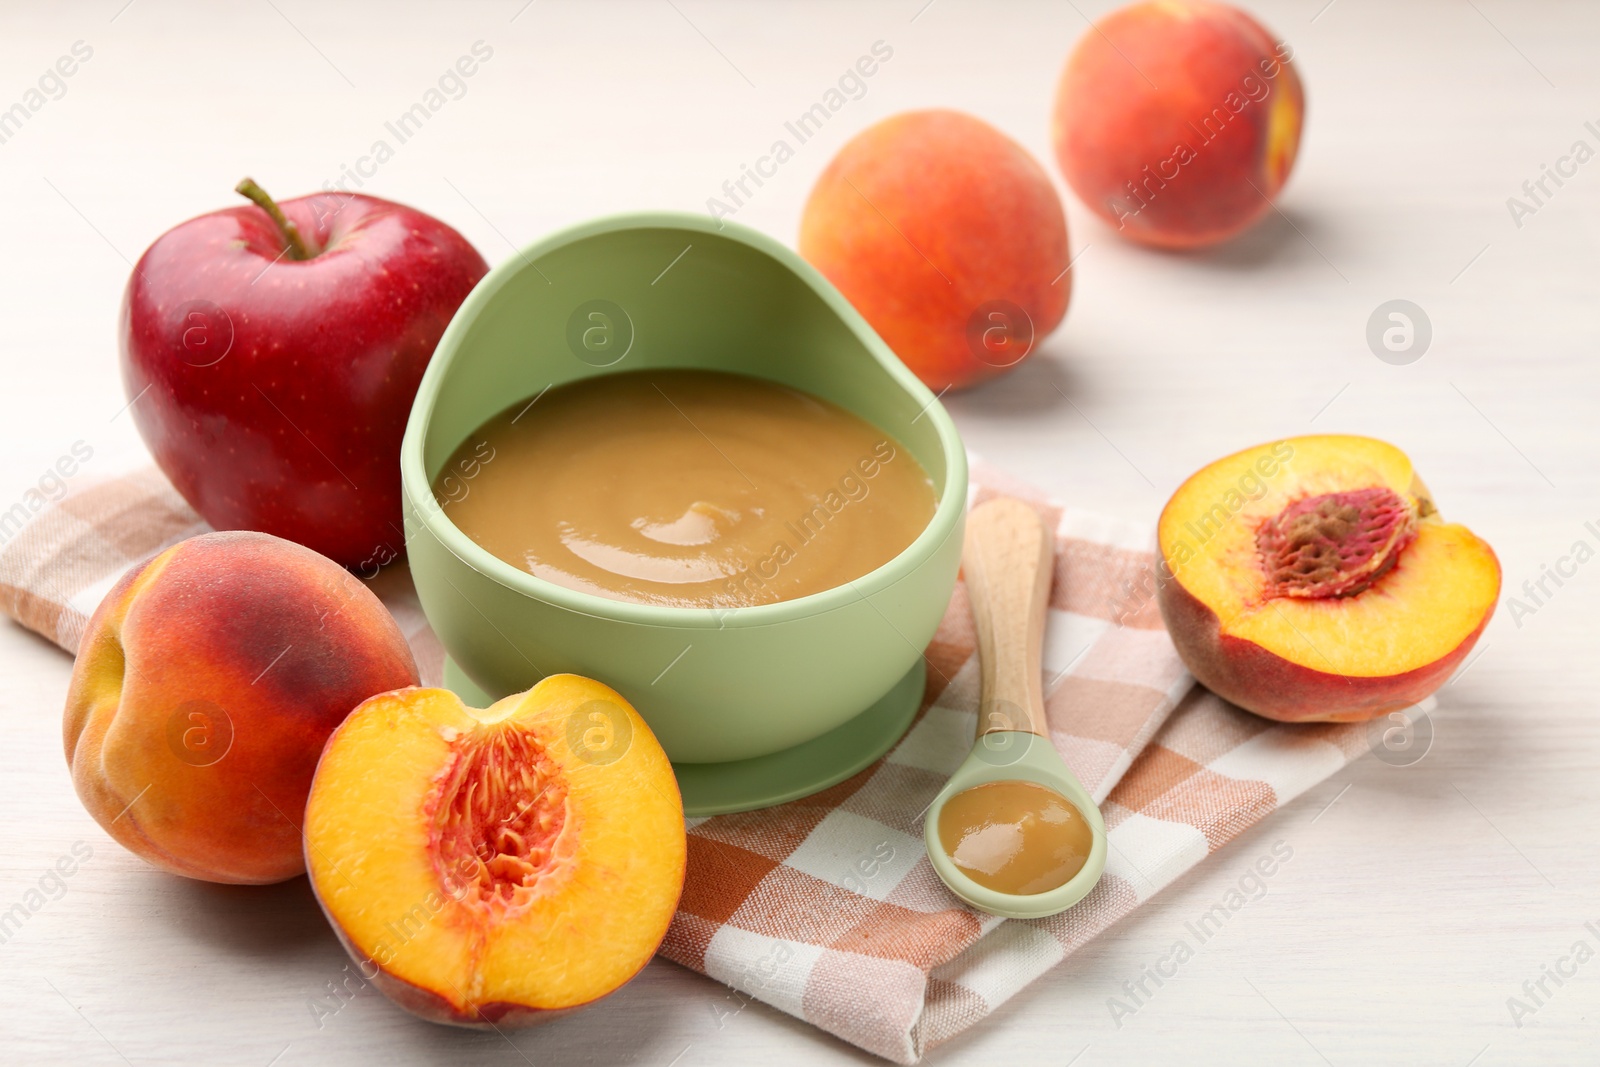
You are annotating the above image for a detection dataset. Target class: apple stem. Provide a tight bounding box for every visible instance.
[235,178,317,260]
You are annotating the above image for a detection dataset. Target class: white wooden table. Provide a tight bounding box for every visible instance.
[2,1,1596,1063]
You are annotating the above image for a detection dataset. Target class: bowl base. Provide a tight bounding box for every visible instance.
[440,657,925,817]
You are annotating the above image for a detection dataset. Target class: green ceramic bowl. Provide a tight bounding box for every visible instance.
[400,212,966,774]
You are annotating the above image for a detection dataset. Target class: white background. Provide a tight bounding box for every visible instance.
[2,1,1597,1064]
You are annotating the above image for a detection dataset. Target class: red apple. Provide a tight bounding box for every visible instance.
[120,180,489,570]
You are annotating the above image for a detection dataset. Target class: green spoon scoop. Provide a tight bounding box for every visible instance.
[923,497,1108,919]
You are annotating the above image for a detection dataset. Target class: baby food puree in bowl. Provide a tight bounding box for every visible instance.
[401,212,967,815]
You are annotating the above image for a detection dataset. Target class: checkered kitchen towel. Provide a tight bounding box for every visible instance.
[0,461,1367,1063]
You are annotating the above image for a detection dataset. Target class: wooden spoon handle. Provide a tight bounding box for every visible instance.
[962,497,1054,739]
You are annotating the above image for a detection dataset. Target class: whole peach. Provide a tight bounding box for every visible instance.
[64,531,418,884]
[800,109,1071,391]
[1052,1,1304,248]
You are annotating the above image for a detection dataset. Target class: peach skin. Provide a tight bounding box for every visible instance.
[63,531,419,884]
[1052,1,1304,248]
[800,109,1071,391]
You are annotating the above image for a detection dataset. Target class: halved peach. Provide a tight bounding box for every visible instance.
[1156,435,1500,722]
[303,676,685,1026]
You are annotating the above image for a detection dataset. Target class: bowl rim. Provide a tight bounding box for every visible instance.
[400,210,968,631]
